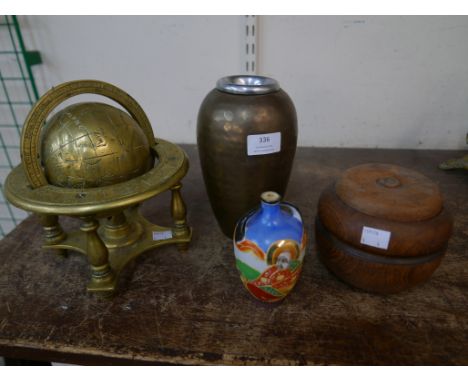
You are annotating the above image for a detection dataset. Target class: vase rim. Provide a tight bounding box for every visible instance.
[216,75,280,95]
[261,191,281,204]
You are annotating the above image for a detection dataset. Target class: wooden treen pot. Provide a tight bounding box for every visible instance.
[315,163,453,294]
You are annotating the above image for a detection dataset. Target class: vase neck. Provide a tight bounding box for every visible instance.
[260,201,281,223]
[216,75,280,95]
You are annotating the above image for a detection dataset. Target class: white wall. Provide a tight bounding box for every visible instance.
[20,15,468,149]
[22,16,243,144]
[259,16,468,149]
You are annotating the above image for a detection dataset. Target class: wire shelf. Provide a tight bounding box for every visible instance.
[0,15,40,238]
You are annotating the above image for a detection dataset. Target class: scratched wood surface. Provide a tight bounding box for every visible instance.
[0,146,467,365]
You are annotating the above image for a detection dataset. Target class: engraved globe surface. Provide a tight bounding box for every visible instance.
[41,102,152,188]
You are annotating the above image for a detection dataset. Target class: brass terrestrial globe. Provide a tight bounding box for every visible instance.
[4,80,192,296]
[41,102,153,188]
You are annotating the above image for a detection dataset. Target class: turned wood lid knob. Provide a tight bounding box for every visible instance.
[376,176,401,188]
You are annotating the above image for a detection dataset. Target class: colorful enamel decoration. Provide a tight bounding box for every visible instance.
[233,191,307,302]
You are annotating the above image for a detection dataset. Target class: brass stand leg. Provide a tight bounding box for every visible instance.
[38,214,67,257]
[171,183,190,251]
[80,216,115,294]
[102,211,142,248]
[104,212,130,239]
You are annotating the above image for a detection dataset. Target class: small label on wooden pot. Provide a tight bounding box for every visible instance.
[360,226,391,250]
[247,132,281,156]
[153,230,173,241]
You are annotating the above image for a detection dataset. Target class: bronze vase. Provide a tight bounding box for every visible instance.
[197,75,298,237]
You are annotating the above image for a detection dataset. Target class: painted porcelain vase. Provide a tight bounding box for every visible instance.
[233,191,307,302]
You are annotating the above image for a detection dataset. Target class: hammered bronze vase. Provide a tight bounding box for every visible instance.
[197,75,298,237]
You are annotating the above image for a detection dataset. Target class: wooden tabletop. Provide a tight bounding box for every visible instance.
[0,146,467,365]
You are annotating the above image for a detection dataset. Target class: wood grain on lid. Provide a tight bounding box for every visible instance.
[335,163,443,222]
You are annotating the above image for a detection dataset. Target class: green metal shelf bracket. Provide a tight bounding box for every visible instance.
[0,15,42,237]
[12,15,41,98]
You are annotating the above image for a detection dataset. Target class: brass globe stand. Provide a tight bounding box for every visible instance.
[4,80,192,296]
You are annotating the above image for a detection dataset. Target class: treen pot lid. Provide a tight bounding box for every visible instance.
[335,163,443,222]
